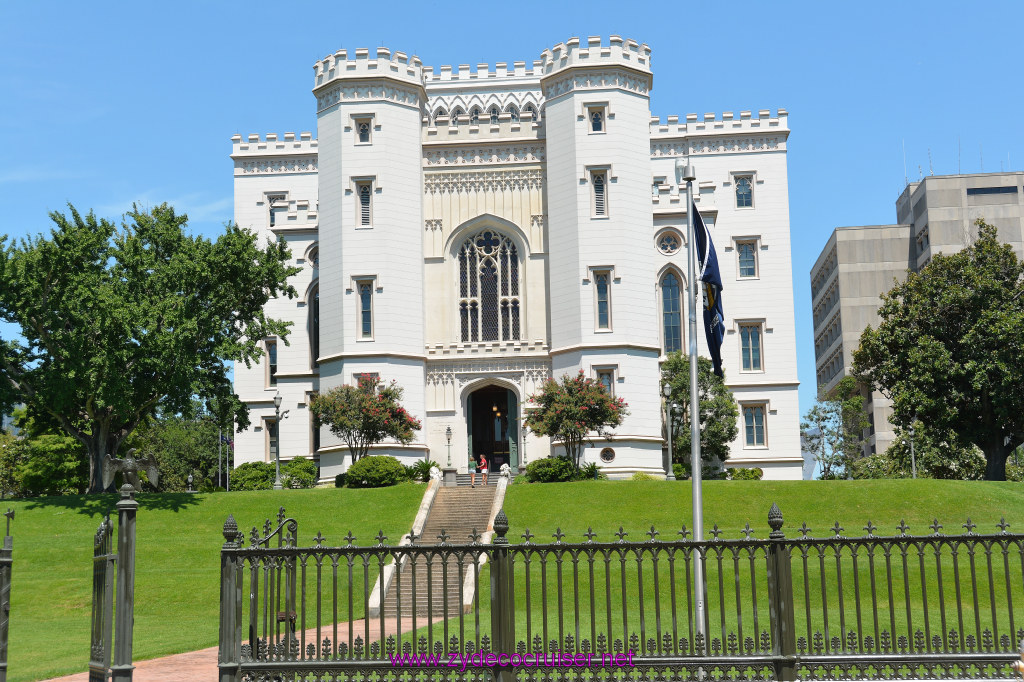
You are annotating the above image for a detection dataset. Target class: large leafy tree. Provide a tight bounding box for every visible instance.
[0,204,298,492]
[309,377,422,464]
[853,219,1024,480]
[850,420,986,480]
[661,353,739,479]
[801,376,870,479]
[524,370,628,469]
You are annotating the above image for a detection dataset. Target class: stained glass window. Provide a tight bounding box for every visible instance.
[458,231,521,342]
[661,272,682,353]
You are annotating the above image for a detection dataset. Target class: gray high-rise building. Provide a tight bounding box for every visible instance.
[810,171,1024,458]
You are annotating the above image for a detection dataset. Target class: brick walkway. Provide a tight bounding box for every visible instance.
[42,616,436,682]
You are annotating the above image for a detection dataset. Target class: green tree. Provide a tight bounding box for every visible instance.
[126,408,221,492]
[854,420,986,480]
[0,204,298,492]
[525,370,628,470]
[661,353,739,479]
[309,377,421,464]
[801,376,870,479]
[853,220,1024,480]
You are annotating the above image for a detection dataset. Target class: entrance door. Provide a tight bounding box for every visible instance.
[467,385,518,472]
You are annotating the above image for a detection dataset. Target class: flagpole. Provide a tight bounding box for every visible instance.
[681,161,707,641]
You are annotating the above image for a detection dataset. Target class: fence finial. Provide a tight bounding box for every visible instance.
[223,514,239,543]
[493,508,509,545]
[768,502,784,538]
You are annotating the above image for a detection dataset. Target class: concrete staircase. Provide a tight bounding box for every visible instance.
[381,485,496,617]
[454,472,499,487]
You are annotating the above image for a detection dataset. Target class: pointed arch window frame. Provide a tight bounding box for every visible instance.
[659,268,685,355]
[456,229,523,343]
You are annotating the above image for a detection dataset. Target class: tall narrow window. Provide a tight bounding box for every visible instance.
[470,107,481,124]
[740,323,763,371]
[357,121,371,143]
[591,171,607,217]
[309,288,320,369]
[450,108,464,127]
[357,281,373,339]
[744,405,766,446]
[489,106,500,124]
[661,272,682,353]
[591,110,604,132]
[597,369,615,396]
[736,176,753,208]
[506,105,519,122]
[433,107,447,125]
[458,230,521,342]
[737,241,757,278]
[266,339,278,386]
[357,182,372,226]
[594,271,611,330]
[523,103,537,120]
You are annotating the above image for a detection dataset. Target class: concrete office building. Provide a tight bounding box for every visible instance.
[810,171,1024,457]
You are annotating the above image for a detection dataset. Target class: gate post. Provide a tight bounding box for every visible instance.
[111,485,137,682]
[766,503,796,681]
[0,509,13,682]
[489,509,514,682]
[219,515,243,682]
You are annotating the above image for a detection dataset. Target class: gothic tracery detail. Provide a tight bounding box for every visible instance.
[458,231,520,343]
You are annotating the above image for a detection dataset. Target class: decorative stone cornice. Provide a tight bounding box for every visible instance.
[426,358,551,386]
[423,144,545,167]
[424,169,544,194]
[235,157,318,175]
[316,82,422,112]
[650,136,785,158]
[541,68,651,100]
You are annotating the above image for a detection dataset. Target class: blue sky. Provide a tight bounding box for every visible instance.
[2,1,1022,418]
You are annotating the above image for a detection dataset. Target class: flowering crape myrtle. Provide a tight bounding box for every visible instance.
[524,370,628,469]
[310,376,421,463]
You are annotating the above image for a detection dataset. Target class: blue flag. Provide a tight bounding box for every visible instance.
[692,201,725,377]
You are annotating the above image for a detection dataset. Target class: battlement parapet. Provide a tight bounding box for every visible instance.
[231,132,318,158]
[422,111,543,144]
[313,47,424,91]
[649,109,789,137]
[422,59,545,83]
[539,35,651,77]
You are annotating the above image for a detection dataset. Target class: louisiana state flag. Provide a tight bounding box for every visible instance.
[692,201,725,377]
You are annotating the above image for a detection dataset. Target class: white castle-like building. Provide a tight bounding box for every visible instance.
[231,36,803,480]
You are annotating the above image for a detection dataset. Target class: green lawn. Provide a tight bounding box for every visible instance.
[7,480,1024,681]
[5,485,425,682]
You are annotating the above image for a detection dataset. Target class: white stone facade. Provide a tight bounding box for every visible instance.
[231,36,803,481]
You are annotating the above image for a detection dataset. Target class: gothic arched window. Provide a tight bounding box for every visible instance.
[661,272,682,354]
[523,103,537,121]
[433,107,447,125]
[450,108,464,126]
[309,286,320,368]
[458,230,520,342]
[469,107,481,124]
[489,106,500,124]
[506,105,519,122]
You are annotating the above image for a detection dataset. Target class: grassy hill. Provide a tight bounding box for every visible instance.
[5,480,1023,681]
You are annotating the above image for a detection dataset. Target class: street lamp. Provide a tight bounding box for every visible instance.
[273,392,290,491]
[662,383,676,480]
[445,426,452,468]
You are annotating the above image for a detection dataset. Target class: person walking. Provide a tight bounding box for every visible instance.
[479,453,488,486]
[470,454,479,487]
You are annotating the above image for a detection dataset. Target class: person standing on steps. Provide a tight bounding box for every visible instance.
[470,454,479,487]
[479,453,488,486]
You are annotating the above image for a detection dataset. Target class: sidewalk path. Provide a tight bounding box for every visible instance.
[42,616,439,682]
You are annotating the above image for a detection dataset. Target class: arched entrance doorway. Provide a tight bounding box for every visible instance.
[466,385,518,472]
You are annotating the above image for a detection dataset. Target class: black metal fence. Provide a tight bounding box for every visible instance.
[89,485,138,682]
[0,509,13,682]
[218,504,1023,681]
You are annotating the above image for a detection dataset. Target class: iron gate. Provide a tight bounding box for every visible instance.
[218,504,1023,681]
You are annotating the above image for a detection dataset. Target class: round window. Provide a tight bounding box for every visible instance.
[600,448,615,463]
[656,230,682,255]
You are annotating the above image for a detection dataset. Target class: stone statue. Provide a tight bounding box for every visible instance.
[102,449,160,491]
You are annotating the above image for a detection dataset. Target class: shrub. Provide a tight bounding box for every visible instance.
[728,467,763,481]
[231,461,276,491]
[334,473,347,488]
[579,462,607,481]
[408,459,437,483]
[673,463,685,480]
[346,455,406,488]
[283,457,319,489]
[631,471,657,481]
[524,456,578,483]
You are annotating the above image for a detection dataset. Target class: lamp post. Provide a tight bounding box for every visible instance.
[909,420,917,479]
[662,383,676,480]
[445,426,452,468]
[273,392,290,491]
